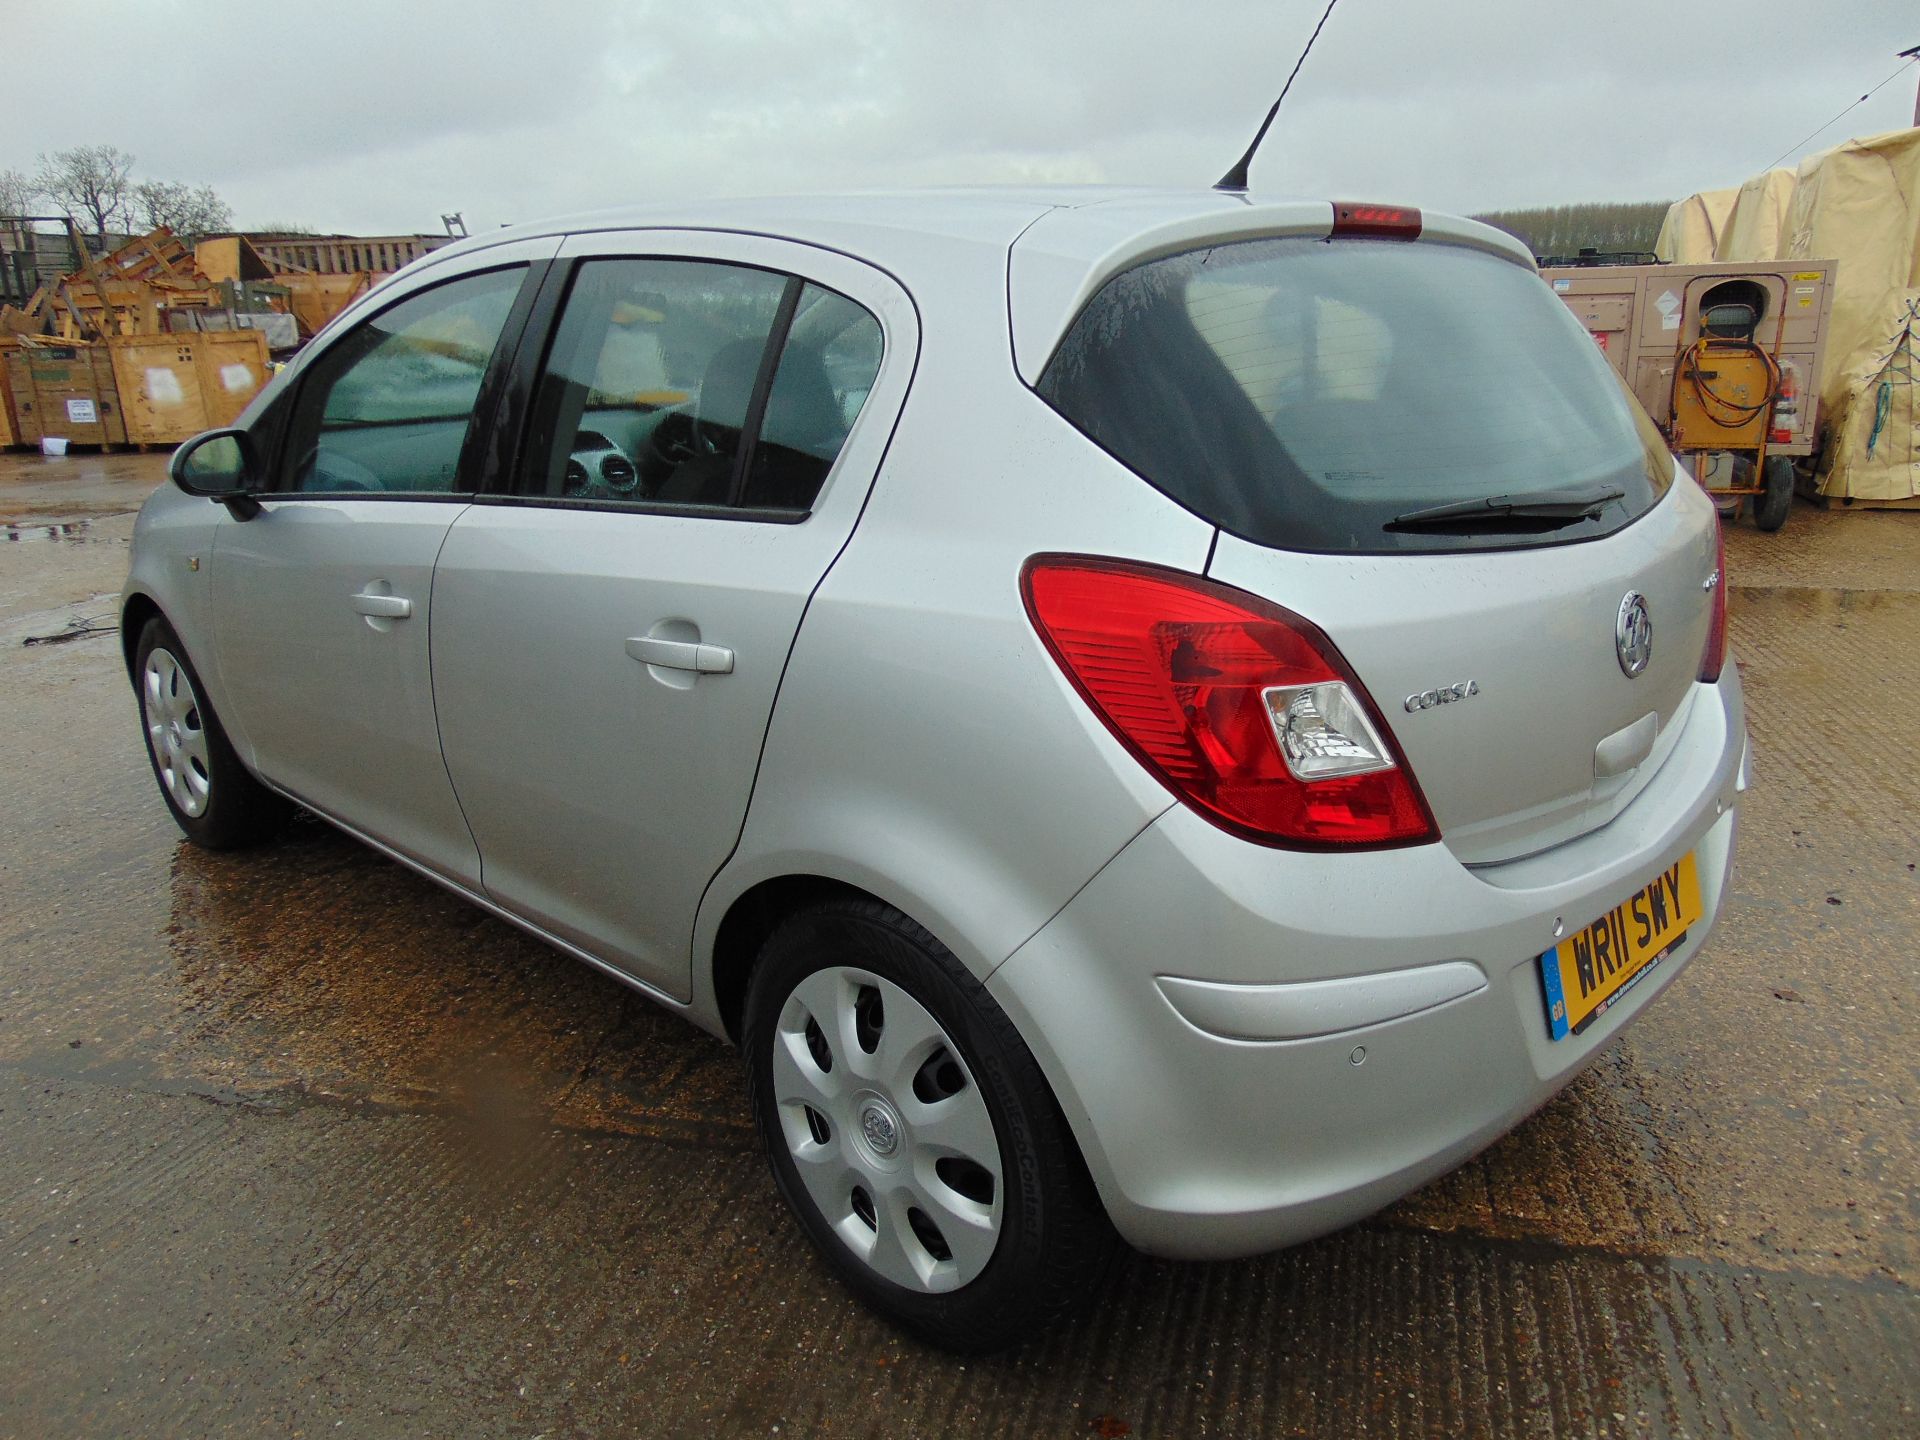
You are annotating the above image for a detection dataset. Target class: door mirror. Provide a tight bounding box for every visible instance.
[170,429,262,520]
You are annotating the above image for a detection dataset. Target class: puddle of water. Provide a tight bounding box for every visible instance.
[4,521,97,544]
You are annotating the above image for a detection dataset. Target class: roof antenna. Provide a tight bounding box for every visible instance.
[1215,0,1346,191]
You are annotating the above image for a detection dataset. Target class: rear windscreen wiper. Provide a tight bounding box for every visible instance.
[1387,486,1626,530]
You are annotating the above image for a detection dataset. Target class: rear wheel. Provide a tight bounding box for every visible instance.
[1754,454,1794,531]
[134,616,290,849]
[743,899,1114,1352]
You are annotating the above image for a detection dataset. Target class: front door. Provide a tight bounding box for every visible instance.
[431,236,911,996]
[213,258,543,885]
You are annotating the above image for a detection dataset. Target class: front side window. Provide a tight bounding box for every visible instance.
[282,266,525,494]
[520,260,882,514]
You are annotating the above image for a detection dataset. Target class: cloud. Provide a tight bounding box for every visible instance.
[6,0,1916,232]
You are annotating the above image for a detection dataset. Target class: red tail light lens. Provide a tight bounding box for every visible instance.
[1021,556,1437,849]
[1699,518,1728,683]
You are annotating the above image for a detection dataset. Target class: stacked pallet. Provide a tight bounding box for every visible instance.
[0,224,272,449]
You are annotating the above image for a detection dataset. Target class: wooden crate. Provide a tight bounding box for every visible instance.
[106,330,270,444]
[0,346,18,447]
[279,271,373,339]
[5,345,128,446]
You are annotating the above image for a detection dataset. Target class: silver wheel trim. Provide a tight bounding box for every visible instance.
[771,966,1005,1293]
[142,647,211,819]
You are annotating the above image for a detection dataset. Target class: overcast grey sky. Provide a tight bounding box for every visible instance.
[8,0,1917,233]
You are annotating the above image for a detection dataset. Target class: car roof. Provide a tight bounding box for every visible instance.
[420,186,1185,269]
[408,186,1534,376]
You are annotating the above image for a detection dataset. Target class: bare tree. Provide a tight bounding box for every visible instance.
[0,167,37,218]
[35,144,136,240]
[133,179,233,238]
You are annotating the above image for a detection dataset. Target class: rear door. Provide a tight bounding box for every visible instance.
[430,233,914,997]
[1033,229,1720,863]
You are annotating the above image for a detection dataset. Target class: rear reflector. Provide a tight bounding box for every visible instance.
[1331,202,1423,239]
[1699,518,1728,684]
[1021,556,1437,849]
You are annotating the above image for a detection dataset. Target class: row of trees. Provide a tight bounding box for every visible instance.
[1473,201,1674,259]
[0,144,233,241]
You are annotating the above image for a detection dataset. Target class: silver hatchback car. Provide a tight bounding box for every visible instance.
[126,189,1747,1351]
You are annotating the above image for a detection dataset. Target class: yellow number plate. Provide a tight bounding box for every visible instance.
[1540,853,1701,1039]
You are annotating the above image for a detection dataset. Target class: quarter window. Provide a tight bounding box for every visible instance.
[520,260,882,515]
[742,285,883,510]
[282,267,526,495]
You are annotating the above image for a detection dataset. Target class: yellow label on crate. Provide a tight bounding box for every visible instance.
[1540,853,1702,1039]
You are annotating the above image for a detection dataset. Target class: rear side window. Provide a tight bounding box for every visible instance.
[518,261,882,515]
[1037,237,1673,553]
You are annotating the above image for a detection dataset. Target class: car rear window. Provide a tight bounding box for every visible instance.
[1036,236,1674,554]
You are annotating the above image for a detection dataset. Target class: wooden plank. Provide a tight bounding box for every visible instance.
[67,223,125,339]
[0,348,19,447]
[4,351,40,445]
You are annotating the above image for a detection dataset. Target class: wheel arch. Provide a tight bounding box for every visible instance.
[120,590,164,681]
[707,873,884,1045]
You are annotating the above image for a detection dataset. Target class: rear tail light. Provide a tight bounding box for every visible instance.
[1330,201,1423,240]
[1770,362,1799,444]
[1021,556,1437,849]
[1699,518,1728,683]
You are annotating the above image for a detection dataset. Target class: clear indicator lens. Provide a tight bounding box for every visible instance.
[1263,682,1395,781]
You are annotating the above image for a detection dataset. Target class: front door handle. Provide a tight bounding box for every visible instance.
[625,635,734,674]
[350,590,413,619]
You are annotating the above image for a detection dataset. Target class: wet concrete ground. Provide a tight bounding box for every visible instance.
[0,450,1914,1437]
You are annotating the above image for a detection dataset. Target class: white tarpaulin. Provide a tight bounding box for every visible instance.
[1653,187,1737,264]
[1656,127,1920,501]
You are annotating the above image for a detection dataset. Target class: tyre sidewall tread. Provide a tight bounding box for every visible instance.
[133,616,288,850]
[743,898,1112,1353]
[1755,455,1793,532]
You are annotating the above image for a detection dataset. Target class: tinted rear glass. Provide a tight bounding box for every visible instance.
[1037,236,1673,553]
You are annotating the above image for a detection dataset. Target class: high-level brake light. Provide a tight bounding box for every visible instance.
[1330,202,1423,239]
[1021,557,1437,849]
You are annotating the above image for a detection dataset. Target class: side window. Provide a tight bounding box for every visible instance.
[520,262,884,514]
[282,267,525,494]
[739,285,883,510]
[521,259,789,509]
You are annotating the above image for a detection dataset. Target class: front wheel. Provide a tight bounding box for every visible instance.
[743,899,1114,1352]
[1754,454,1794,531]
[134,616,290,849]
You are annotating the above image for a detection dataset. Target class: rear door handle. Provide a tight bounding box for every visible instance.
[625,636,734,674]
[350,591,413,619]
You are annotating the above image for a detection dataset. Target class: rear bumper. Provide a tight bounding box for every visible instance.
[987,665,1747,1260]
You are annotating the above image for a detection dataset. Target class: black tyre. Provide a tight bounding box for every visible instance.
[1754,454,1794,532]
[743,898,1115,1352]
[133,616,290,849]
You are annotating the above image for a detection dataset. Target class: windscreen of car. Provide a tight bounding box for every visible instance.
[1036,236,1674,553]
